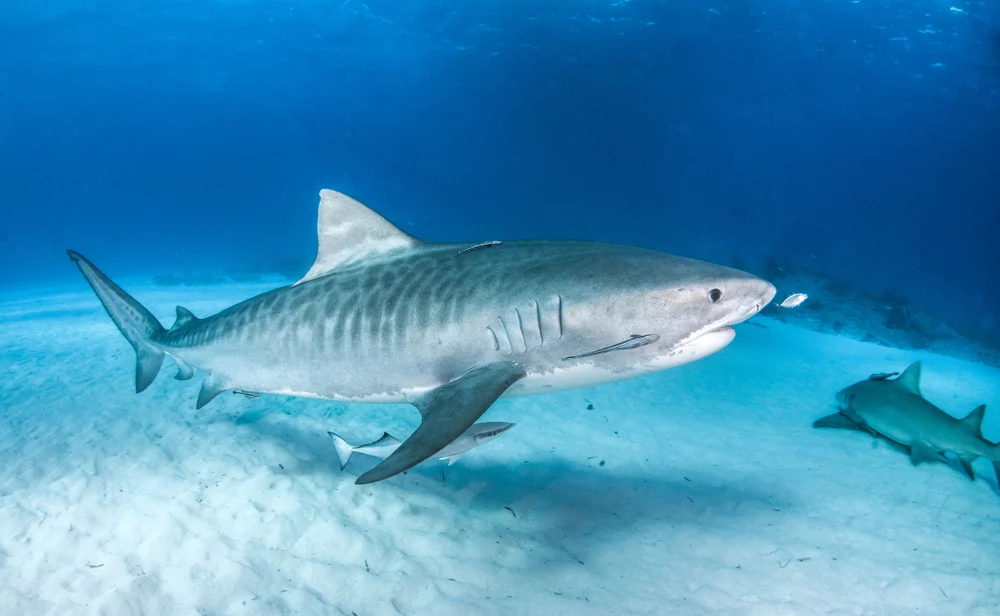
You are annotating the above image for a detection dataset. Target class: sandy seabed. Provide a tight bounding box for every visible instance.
[1,282,998,615]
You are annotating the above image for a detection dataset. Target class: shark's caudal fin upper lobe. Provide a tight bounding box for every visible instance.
[67,250,166,392]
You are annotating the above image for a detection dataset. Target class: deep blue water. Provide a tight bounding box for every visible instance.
[1,1,998,339]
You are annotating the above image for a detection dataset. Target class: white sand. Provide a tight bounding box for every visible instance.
[1,282,999,615]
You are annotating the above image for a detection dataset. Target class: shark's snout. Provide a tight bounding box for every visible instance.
[721,279,776,327]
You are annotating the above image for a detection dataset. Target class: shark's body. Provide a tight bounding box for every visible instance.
[815,362,1000,486]
[69,189,775,484]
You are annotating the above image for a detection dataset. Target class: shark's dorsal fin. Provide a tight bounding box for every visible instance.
[960,404,987,436]
[294,189,421,286]
[894,361,922,396]
[170,305,199,331]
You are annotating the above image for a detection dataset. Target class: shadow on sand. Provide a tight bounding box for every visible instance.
[210,404,795,553]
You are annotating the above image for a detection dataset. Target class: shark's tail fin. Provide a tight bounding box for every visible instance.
[327,431,354,470]
[67,250,166,392]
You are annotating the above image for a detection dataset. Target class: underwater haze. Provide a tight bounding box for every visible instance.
[2,1,1000,615]
[2,1,999,336]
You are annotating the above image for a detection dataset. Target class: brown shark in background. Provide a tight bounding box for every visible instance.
[815,362,1000,487]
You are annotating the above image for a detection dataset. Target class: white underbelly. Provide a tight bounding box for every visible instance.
[172,327,732,404]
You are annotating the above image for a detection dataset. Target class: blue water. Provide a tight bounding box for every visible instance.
[1,1,998,338]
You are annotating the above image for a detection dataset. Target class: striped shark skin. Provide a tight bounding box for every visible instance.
[68,189,776,484]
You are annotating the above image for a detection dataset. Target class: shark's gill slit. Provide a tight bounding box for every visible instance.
[534,299,544,346]
[486,327,500,351]
[497,316,513,355]
[557,294,564,338]
[514,308,528,353]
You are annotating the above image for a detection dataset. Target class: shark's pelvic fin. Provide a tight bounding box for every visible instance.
[894,361,922,396]
[294,189,423,286]
[956,456,977,480]
[66,250,166,393]
[355,361,527,485]
[171,306,199,331]
[909,440,939,465]
[960,404,987,436]
[443,452,466,466]
[196,375,228,409]
[813,412,866,431]
[173,356,196,381]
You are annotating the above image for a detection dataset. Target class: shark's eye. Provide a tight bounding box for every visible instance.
[709,288,723,303]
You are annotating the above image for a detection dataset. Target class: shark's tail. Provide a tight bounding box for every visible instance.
[327,432,354,470]
[67,250,166,392]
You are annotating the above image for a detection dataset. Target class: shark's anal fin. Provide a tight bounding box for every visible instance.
[812,412,867,431]
[908,441,940,466]
[355,362,527,485]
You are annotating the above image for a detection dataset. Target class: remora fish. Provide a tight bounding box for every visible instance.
[328,421,515,470]
[68,189,775,484]
[815,362,1000,485]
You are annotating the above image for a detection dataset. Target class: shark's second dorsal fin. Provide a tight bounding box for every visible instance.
[294,189,422,286]
[894,361,922,396]
[170,306,199,331]
[960,404,987,436]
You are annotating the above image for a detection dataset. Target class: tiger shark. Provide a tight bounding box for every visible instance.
[815,362,1000,486]
[68,189,776,484]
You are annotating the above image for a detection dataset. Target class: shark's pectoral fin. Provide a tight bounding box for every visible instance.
[355,362,526,485]
[813,412,866,431]
[908,441,940,466]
